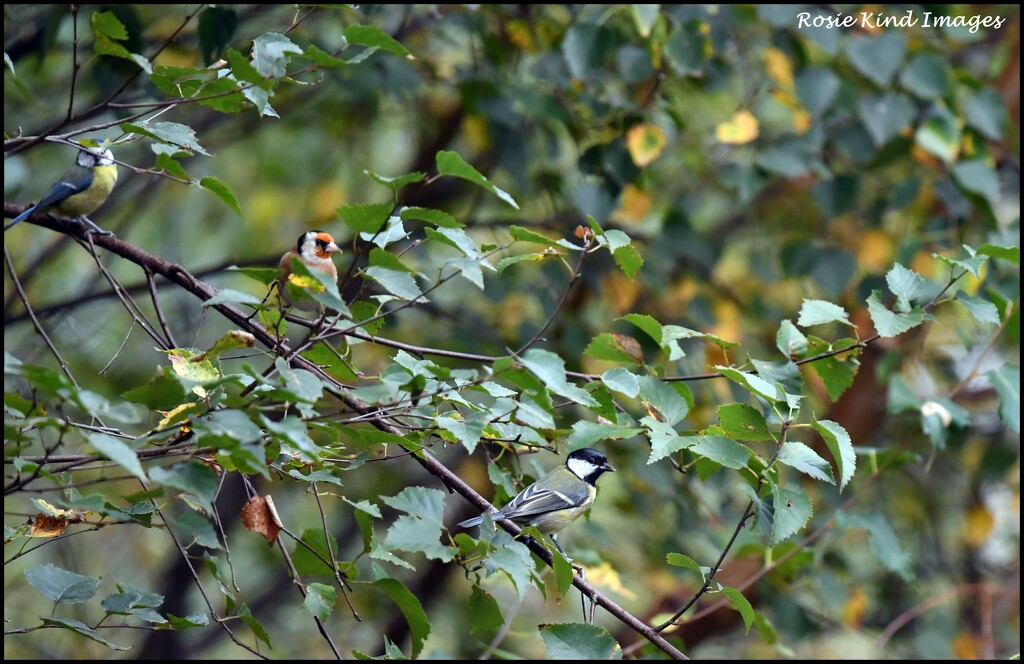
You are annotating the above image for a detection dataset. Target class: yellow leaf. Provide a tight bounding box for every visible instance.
[505,19,535,51]
[288,273,325,293]
[626,123,667,167]
[762,47,794,90]
[601,272,640,315]
[843,587,868,627]
[856,229,894,273]
[963,505,994,548]
[793,110,812,135]
[715,110,759,145]
[581,561,636,600]
[157,402,198,430]
[951,632,981,660]
[612,184,653,224]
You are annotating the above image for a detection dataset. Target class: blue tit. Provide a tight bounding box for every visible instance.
[458,447,616,556]
[277,230,342,311]
[5,147,118,235]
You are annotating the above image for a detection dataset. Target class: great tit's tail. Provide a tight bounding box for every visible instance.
[5,205,37,231]
[457,511,503,529]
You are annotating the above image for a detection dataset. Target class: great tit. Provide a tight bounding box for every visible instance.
[458,447,616,556]
[5,147,118,235]
[277,230,342,311]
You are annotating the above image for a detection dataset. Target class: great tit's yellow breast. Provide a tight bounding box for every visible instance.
[53,164,117,217]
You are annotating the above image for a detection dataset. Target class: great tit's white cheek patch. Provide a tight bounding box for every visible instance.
[567,458,599,480]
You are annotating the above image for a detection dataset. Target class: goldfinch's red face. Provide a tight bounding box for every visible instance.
[296,231,341,263]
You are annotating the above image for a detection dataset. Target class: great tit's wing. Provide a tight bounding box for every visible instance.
[35,166,94,210]
[496,479,591,520]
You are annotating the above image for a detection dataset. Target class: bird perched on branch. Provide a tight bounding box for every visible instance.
[276,230,342,311]
[458,447,616,557]
[5,146,118,235]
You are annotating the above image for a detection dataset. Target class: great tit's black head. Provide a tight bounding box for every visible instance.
[297,230,342,259]
[566,448,615,485]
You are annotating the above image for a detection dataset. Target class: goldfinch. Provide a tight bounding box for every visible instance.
[5,147,118,235]
[277,230,342,311]
[458,447,615,556]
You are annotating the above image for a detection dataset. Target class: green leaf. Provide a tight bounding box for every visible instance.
[977,243,1019,265]
[988,365,1020,433]
[632,5,661,37]
[400,206,462,228]
[344,24,411,57]
[424,226,481,258]
[291,528,339,577]
[886,263,926,313]
[40,617,129,650]
[691,434,750,469]
[167,612,209,630]
[584,333,643,364]
[373,578,430,658]
[483,535,538,599]
[364,266,423,301]
[720,587,755,634]
[366,170,425,192]
[91,11,151,74]
[805,336,860,402]
[437,412,488,454]
[899,52,952,99]
[302,583,336,622]
[643,416,689,463]
[718,403,773,442]
[777,442,834,484]
[715,367,781,403]
[637,375,689,426]
[776,320,808,359]
[300,44,348,68]
[613,244,644,278]
[795,66,840,116]
[509,225,562,248]
[551,546,575,597]
[770,483,812,544]
[202,288,262,308]
[540,623,621,660]
[25,564,100,605]
[666,552,704,578]
[836,512,913,581]
[813,419,856,491]
[797,299,851,327]
[87,433,148,481]
[568,420,643,452]
[520,349,598,407]
[962,88,1007,140]
[238,603,272,648]
[156,153,190,181]
[934,246,988,279]
[122,121,210,155]
[866,291,928,337]
[857,92,916,146]
[600,367,640,397]
[952,160,1000,206]
[437,150,519,209]
[225,47,272,90]
[845,31,906,86]
[200,177,243,218]
[167,509,221,550]
[956,292,1001,324]
[339,202,392,234]
[197,7,238,64]
[468,587,504,634]
[251,32,302,77]
[149,461,219,514]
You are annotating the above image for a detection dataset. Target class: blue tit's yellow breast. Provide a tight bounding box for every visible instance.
[53,164,118,218]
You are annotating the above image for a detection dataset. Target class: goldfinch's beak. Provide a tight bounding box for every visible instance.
[602,461,616,472]
[326,241,341,253]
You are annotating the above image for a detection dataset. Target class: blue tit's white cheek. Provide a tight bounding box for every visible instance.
[567,457,599,480]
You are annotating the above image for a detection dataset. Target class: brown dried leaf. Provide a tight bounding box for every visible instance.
[242,495,281,545]
[612,333,644,363]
